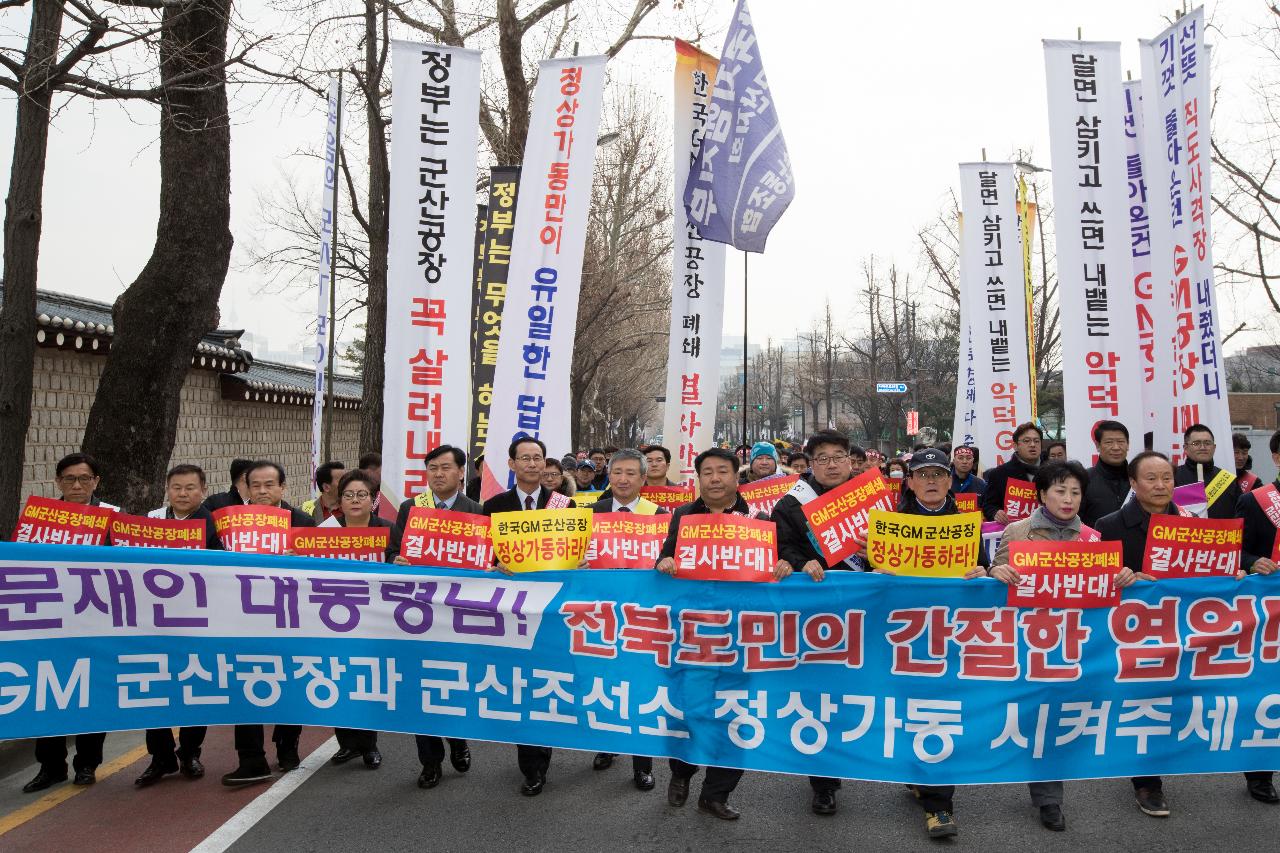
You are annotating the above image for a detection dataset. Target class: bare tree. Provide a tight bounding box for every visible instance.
[81,0,265,512]
[570,89,671,449]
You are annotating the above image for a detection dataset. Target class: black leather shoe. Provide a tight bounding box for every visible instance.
[592,752,615,771]
[221,763,272,787]
[634,770,655,791]
[22,767,67,794]
[812,789,837,815]
[1039,804,1066,831]
[668,776,690,807]
[363,750,382,769]
[697,798,741,820]
[134,760,178,787]
[1249,780,1280,804]
[449,743,471,773]
[520,774,545,796]
[72,767,96,786]
[277,744,301,772]
[180,756,205,780]
[1135,787,1169,817]
[418,764,442,789]
[331,748,361,765]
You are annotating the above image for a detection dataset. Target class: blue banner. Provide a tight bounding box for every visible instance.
[682,0,794,253]
[2,542,1279,784]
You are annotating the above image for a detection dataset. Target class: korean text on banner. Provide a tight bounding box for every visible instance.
[954,493,979,513]
[958,163,1034,466]
[211,505,290,554]
[1139,10,1231,467]
[739,474,799,517]
[481,56,608,499]
[401,507,493,570]
[1143,514,1243,578]
[1044,40,1144,449]
[674,513,777,582]
[110,514,205,550]
[309,77,341,481]
[1122,79,1172,441]
[803,468,896,565]
[1004,478,1038,521]
[683,0,793,253]
[383,42,482,503]
[641,485,696,510]
[491,507,592,572]
[13,496,112,546]
[866,510,981,578]
[470,167,522,471]
[287,527,388,562]
[664,40,727,487]
[587,513,670,569]
[13,543,1280,783]
[1007,540,1122,608]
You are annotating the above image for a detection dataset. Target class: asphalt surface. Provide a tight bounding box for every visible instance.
[3,731,1279,851]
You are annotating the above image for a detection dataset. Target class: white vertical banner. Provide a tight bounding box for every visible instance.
[1044,41,1144,460]
[958,163,1034,467]
[664,41,727,487]
[481,56,608,500]
[383,42,482,503]
[1140,11,1231,468]
[309,78,341,486]
[1122,79,1172,443]
[952,299,977,452]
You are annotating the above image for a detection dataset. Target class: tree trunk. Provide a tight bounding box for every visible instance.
[0,1,66,533]
[496,0,531,164]
[359,0,389,454]
[81,0,233,512]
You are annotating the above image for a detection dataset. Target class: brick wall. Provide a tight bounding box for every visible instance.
[20,348,361,507]
[1228,393,1280,432]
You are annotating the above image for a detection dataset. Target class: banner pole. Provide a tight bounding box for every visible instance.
[742,251,749,445]
[324,70,343,462]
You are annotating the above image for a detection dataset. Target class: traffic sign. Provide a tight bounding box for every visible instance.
[876,382,908,394]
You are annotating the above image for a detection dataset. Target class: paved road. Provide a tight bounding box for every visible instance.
[3,729,1279,851]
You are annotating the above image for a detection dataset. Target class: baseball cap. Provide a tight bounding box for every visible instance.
[908,447,950,472]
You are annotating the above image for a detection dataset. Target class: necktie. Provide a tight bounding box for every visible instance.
[524,495,534,511]
[617,506,631,513]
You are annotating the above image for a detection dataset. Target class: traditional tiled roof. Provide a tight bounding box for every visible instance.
[2,283,362,409]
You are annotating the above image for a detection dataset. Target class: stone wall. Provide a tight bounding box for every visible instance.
[20,348,361,506]
[1228,393,1280,432]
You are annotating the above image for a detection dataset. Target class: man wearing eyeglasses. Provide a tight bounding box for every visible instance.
[22,453,115,794]
[769,430,859,816]
[980,422,1042,523]
[1175,424,1241,520]
[481,437,576,797]
[388,444,481,790]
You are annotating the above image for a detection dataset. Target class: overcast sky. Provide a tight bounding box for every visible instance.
[1,0,1274,370]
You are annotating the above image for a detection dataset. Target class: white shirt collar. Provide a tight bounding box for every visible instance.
[516,485,541,508]
[614,496,640,512]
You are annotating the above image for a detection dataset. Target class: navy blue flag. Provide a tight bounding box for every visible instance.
[682,0,794,253]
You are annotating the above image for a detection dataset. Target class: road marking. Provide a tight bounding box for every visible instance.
[0,743,150,839]
[188,736,336,853]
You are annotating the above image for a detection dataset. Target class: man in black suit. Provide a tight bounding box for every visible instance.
[583,448,666,791]
[221,460,315,786]
[980,422,1042,522]
[203,458,253,512]
[481,437,576,797]
[389,444,482,790]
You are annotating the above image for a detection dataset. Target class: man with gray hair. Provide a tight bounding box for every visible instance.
[585,447,669,787]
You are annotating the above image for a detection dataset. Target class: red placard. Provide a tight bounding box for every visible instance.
[1004,478,1038,521]
[12,496,113,545]
[586,513,670,569]
[953,492,979,513]
[885,478,902,498]
[673,513,777,582]
[1142,514,1244,578]
[1079,524,1101,543]
[400,507,493,570]
[288,527,388,562]
[803,469,896,565]
[211,505,291,554]
[738,474,800,517]
[110,513,205,549]
[1007,541,1122,608]
[640,485,695,510]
